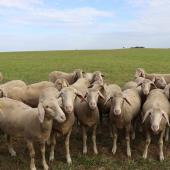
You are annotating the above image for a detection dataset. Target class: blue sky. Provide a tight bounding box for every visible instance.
[0,0,170,51]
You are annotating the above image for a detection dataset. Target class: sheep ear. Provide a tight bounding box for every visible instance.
[88,84,93,88]
[162,111,170,126]
[137,82,142,87]
[151,76,156,82]
[75,90,86,101]
[151,82,157,89]
[123,97,131,106]
[104,96,112,105]
[0,88,7,97]
[142,110,152,123]
[101,74,104,78]
[38,103,45,123]
[98,91,105,100]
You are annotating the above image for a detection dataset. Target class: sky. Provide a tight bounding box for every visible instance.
[0,0,170,51]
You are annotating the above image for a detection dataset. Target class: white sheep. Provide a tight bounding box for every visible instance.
[74,87,105,155]
[49,69,83,84]
[107,88,141,157]
[135,68,170,84]
[0,81,54,107]
[142,89,170,161]
[0,97,66,170]
[0,80,26,97]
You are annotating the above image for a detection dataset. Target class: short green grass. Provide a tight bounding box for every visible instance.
[0,48,170,170]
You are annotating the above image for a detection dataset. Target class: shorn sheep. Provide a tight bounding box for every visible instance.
[0,97,66,170]
[74,86,105,154]
[142,89,170,161]
[107,88,141,157]
[48,78,89,164]
[135,68,170,84]
[49,69,83,84]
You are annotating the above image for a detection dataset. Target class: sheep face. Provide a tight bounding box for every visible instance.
[93,71,104,85]
[58,87,84,113]
[155,76,167,89]
[74,69,84,80]
[110,92,131,116]
[135,68,145,78]
[143,108,169,133]
[85,89,105,110]
[140,79,156,95]
[55,78,69,91]
[38,99,66,123]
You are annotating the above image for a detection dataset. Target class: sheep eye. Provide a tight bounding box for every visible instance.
[46,106,49,108]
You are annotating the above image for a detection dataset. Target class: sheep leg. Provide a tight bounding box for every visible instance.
[131,120,136,140]
[40,142,49,170]
[165,126,169,142]
[49,132,56,162]
[65,128,72,164]
[92,124,98,154]
[159,129,165,161]
[143,130,151,159]
[7,135,16,156]
[111,125,117,155]
[27,140,36,170]
[82,126,87,154]
[125,124,131,157]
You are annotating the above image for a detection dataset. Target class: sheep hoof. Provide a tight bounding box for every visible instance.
[160,155,164,161]
[143,153,147,159]
[30,167,36,170]
[127,151,131,157]
[10,150,16,157]
[49,156,54,162]
[94,150,98,155]
[67,158,72,165]
[83,148,87,155]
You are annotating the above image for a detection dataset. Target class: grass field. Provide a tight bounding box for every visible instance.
[0,48,170,170]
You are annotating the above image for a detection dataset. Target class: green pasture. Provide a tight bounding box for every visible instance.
[0,48,170,170]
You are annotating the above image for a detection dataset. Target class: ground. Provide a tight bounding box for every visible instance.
[0,48,170,170]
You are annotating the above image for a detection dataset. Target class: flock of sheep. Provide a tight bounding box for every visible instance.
[0,68,170,170]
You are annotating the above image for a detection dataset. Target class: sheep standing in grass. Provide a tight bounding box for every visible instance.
[0,80,26,97]
[74,87,105,154]
[48,78,89,164]
[0,81,54,107]
[49,69,83,84]
[108,88,141,157]
[142,89,170,161]
[0,97,66,170]
[135,68,170,84]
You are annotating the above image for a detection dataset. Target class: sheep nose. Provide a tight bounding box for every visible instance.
[60,115,66,121]
[152,125,159,132]
[65,105,73,113]
[89,102,96,110]
[114,109,121,115]
[143,90,149,95]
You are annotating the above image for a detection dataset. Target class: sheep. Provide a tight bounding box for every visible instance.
[58,78,90,114]
[54,78,69,91]
[122,77,145,90]
[0,81,54,107]
[48,78,90,164]
[142,89,170,161]
[39,86,75,164]
[83,71,104,84]
[49,69,83,84]
[154,76,167,89]
[74,87,105,155]
[0,80,26,97]
[108,88,141,157]
[0,97,66,170]
[96,83,122,125]
[135,68,170,84]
